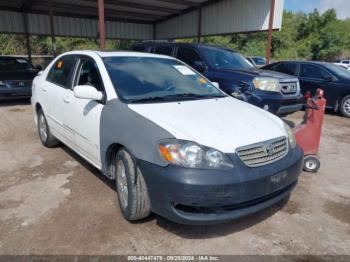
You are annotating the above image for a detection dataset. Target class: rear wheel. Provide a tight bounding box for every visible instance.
[114,148,151,221]
[37,109,60,147]
[303,155,320,173]
[339,95,350,118]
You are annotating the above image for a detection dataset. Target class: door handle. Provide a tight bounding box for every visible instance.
[41,86,48,92]
[63,95,72,103]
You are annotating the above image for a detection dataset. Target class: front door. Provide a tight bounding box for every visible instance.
[64,56,105,168]
[298,63,337,107]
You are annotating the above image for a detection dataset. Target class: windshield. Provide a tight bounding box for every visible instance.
[0,57,33,71]
[198,46,254,70]
[103,57,226,103]
[324,63,350,78]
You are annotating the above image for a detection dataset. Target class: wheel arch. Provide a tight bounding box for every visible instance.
[104,143,124,179]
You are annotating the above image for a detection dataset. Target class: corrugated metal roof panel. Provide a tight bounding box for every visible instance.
[0,11,24,33]
[0,0,283,40]
[156,10,199,39]
[156,0,284,39]
[201,0,283,36]
[106,20,153,39]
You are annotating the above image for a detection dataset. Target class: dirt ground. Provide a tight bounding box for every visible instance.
[0,100,349,256]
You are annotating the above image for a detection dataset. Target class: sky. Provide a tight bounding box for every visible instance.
[285,0,350,19]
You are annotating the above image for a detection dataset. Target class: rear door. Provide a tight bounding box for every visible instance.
[64,56,105,168]
[45,55,77,143]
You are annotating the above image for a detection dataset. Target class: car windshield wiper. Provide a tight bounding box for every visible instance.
[127,93,226,103]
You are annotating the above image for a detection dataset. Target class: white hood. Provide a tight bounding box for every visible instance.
[128,97,287,153]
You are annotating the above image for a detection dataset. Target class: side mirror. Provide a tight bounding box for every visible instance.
[212,82,220,89]
[74,85,103,101]
[323,75,333,81]
[35,65,43,71]
[192,60,207,72]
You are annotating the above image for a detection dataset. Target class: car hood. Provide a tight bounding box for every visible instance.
[0,69,39,81]
[128,97,287,153]
[218,68,297,81]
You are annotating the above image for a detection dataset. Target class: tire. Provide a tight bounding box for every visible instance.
[303,155,320,173]
[339,95,350,118]
[37,108,60,148]
[114,148,151,221]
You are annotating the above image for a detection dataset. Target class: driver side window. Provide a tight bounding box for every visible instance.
[76,59,104,92]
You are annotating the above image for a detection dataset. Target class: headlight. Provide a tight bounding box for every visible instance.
[158,139,234,170]
[253,77,280,92]
[284,123,296,149]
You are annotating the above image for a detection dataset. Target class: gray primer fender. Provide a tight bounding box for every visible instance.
[100,99,175,176]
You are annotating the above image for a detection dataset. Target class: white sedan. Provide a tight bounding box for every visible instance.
[31,51,303,225]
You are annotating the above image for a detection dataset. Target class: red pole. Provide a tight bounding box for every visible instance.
[265,0,275,65]
[98,0,106,50]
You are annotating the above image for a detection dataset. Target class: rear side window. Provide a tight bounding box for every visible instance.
[154,46,173,56]
[47,55,76,88]
[176,47,204,68]
[300,64,328,79]
[275,63,297,76]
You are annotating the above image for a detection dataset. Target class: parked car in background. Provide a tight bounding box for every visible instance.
[263,61,350,118]
[31,50,303,225]
[334,60,350,71]
[246,56,267,68]
[0,56,41,100]
[131,42,303,116]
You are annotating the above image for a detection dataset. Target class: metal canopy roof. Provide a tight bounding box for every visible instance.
[0,0,211,24]
[0,0,284,42]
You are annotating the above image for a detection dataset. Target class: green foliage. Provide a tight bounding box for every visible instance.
[0,9,349,62]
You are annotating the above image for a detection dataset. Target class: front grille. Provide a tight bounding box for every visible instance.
[6,80,32,88]
[236,137,288,167]
[279,81,299,95]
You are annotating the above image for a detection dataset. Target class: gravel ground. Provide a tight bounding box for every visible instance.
[0,100,349,256]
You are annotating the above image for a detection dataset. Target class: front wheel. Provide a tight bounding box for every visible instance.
[303,155,320,173]
[339,95,350,118]
[114,148,151,221]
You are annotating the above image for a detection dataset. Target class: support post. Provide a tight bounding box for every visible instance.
[22,13,32,63]
[48,0,56,56]
[153,23,157,40]
[197,7,202,43]
[98,0,106,50]
[265,0,275,65]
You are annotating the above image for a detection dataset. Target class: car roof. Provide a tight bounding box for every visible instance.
[133,41,237,52]
[0,56,27,59]
[56,50,177,60]
[270,60,332,66]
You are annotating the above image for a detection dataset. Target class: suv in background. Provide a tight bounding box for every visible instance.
[131,42,303,116]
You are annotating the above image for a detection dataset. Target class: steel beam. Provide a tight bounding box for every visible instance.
[48,0,57,56]
[98,0,106,50]
[265,0,275,64]
[22,12,32,63]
